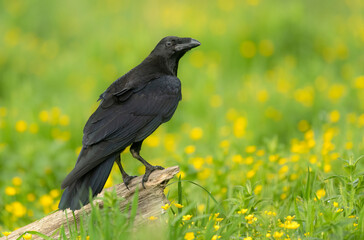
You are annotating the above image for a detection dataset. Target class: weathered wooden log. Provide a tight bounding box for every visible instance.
[1,166,179,240]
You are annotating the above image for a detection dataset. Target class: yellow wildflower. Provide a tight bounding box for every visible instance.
[284,221,300,229]
[11,202,27,217]
[219,140,230,149]
[264,211,277,216]
[39,195,53,207]
[328,84,346,101]
[211,235,221,240]
[27,193,36,202]
[269,155,279,162]
[333,202,339,207]
[148,216,158,221]
[273,231,284,239]
[233,117,247,138]
[232,155,243,163]
[324,164,331,173]
[345,142,353,150]
[278,165,289,176]
[197,204,205,213]
[316,189,326,200]
[329,110,340,123]
[184,232,195,240]
[245,214,257,224]
[50,189,60,198]
[245,156,254,165]
[39,110,49,122]
[244,237,253,240]
[12,177,22,186]
[256,149,265,156]
[161,203,170,210]
[190,127,203,140]
[145,135,160,147]
[214,224,220,231]
[185,145,196,154]
[336,208,343,213]
[174,203,184,208]
[246,170,256,179]
[2,232,11,237]
[246,145,256,153]
[190,157,204,170]
[5,186,16,196]
[254,185,263,195]
[182,215,193,221]
[354,76,364,89]
[238,209,248,214]
[23,233,32,240]
[266,233,271,237]
[59,115,70,126]
[15,120,27,132]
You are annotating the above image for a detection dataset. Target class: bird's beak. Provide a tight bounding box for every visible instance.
[175,38,201,51]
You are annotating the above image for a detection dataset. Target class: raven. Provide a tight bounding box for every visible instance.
[59,36,201,210]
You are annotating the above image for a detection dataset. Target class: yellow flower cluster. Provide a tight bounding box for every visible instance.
[264,210,277,216]
[184,232,195,240]
[5,201,27,218]
[39,189,60,213]
[279,215,300,230]
[245,214,257,224]
[237,208,248,214]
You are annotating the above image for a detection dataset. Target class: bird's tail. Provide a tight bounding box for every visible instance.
[58,155,115,210]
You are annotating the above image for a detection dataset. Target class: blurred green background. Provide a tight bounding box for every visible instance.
[0,0,363,235]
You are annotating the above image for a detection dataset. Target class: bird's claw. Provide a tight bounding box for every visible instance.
[123,175,137,190]
[142,165,165,188]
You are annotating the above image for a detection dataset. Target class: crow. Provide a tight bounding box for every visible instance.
[58,36,201,210]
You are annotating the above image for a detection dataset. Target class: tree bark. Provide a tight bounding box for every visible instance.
[1,166,179,240]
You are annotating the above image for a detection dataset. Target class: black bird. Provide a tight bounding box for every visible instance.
[58,36,201,210]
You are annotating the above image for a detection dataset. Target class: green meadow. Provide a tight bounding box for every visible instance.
[0,0,363,239]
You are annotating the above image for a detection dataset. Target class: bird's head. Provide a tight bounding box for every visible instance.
[152,36,201,57]
[149,36,201,75]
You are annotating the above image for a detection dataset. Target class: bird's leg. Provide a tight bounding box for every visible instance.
[115,155,136,190]
[130,141,164,188]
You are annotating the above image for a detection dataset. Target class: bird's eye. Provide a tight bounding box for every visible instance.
[165,41,172,47]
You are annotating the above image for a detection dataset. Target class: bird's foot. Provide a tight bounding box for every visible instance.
[123,175,137,190]
[142,165,165,189]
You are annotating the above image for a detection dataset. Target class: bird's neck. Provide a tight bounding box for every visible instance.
[143,55,180,76]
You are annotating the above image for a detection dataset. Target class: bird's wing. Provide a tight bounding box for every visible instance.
[61,75,181,188]
[83,75,181,146]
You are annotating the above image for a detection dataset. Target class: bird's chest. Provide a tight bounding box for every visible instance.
[146,76,181,96]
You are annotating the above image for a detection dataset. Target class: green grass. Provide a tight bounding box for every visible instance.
[1,0,364,239]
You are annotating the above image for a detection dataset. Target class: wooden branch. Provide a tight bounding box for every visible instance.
[2,166,179,240]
